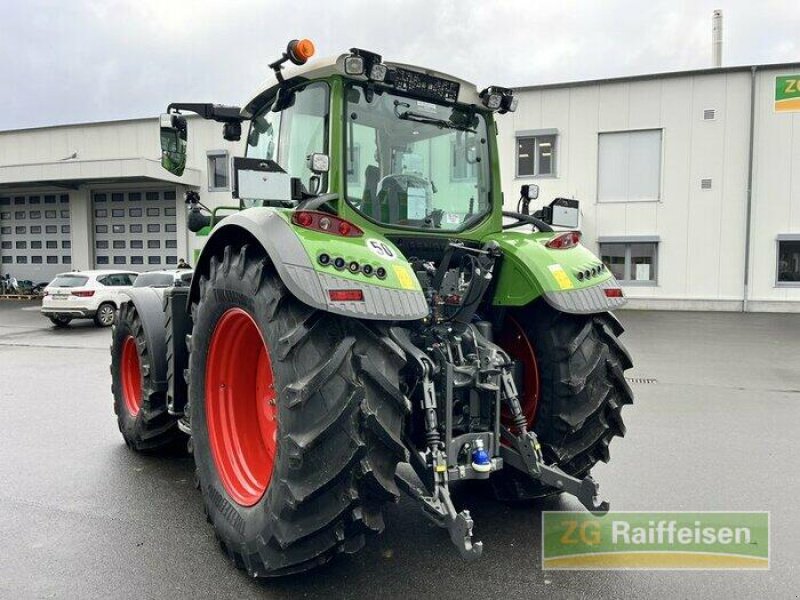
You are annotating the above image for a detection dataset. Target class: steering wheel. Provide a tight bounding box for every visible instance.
[376,173,432,197]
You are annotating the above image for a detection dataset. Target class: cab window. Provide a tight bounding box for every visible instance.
[247,82,329,195]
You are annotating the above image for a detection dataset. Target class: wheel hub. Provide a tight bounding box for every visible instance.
[205,308,277,507]
[121,336,143,417]
[100,305,114,325]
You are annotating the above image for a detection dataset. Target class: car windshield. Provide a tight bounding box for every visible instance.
[49,275,89,288]
[345,84,491,231]
[133,273,176,288]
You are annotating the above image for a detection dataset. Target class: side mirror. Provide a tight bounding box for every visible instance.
[521,183,539,200]
[160,113,187,176]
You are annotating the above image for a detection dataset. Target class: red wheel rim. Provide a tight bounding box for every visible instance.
[497,315,540,427]
[121,336,143,417]
[205,308,277,507]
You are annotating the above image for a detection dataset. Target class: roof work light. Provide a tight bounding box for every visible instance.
[345,48,386,82]
[479,86,518,113]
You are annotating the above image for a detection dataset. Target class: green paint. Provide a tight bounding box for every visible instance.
[270,209,420,292]
[486,231,611,306]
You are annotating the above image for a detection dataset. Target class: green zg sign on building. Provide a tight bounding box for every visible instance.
[775,75,800,112]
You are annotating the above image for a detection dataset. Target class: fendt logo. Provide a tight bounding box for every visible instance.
[542,512,769,570]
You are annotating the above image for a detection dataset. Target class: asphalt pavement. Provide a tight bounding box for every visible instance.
[1,300,798,599]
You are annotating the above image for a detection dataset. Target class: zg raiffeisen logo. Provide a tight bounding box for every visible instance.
[542,512,769,570]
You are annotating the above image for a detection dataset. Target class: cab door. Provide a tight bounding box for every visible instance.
[245,81,331,201]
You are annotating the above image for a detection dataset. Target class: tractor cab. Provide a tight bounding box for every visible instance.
[158,41,517,240]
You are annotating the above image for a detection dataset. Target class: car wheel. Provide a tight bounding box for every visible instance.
[94,302,116,327]
[49,315,72,328]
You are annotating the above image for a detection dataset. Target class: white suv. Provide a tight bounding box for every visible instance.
[41,270,138,327]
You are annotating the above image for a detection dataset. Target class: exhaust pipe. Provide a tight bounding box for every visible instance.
[712,9,723,67]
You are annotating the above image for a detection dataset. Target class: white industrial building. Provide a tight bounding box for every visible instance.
[499,63,800,312]
[1,62,799,312]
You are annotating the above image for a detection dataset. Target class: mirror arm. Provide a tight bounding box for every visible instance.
[166,103,243,124]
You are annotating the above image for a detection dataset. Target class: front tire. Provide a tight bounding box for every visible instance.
[493,301,634,501]
[189,244,408,576]
[111,302,184,451]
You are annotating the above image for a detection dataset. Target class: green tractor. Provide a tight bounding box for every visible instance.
[110,39,633,576]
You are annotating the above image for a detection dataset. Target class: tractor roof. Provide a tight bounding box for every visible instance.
[241,53,482,118]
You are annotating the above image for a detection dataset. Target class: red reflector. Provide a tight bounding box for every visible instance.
[71,290,95,297]
[545,231,581,250]
[604,288,623,298]
[328,289,364,302]
[295,211,313,227]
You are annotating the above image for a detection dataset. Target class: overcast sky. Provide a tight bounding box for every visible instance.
[1,0,797,130]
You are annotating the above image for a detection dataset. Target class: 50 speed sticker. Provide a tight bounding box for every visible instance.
[366,239,397,260]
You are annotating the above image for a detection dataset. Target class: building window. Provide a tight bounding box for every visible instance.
[517,133,557,177]
[777,237,800,286]
[598,129,662,202]
[208,151,230,191]
[599,239,659,285]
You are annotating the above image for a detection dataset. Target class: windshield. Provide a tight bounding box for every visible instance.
[49,275,88,288]
[345,84,491,231]
[133,273,175,288]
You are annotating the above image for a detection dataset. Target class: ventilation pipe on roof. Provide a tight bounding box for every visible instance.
[712,9,723,67]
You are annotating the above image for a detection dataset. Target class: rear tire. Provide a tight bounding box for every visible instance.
[492,301,634,501]
[49,315,72,327]
[95,302,116,327]
[111,302,184,452]
[189,244,408,577]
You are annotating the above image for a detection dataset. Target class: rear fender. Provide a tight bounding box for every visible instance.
[119,287,168,386]
[187,207,428,321]
[485,231,626,315]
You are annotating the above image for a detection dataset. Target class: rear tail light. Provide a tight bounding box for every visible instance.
[604,288,623,298]
[292,211,363,237]
[328,289,364,302]
[545,231,581,250]
[71,290,95,297]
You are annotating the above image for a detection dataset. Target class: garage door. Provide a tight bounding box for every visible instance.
[93,190,178,271]
[0,193,72,283]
